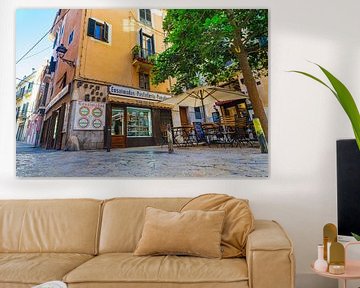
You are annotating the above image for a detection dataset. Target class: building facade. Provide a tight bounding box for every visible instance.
[41,9,173,150]
[16,68,43,143]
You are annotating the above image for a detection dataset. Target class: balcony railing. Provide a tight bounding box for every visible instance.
[131,45,156,65]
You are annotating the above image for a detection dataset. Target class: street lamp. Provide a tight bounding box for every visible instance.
[56,44,76,67]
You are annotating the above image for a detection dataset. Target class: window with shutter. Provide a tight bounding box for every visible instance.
[139,9,152,26]
[139,73,150,90]
[88,18,110,43]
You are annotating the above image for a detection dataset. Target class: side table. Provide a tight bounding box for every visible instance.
[311,242,360,288]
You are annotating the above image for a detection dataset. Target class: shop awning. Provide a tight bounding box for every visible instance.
[108,95,173,110]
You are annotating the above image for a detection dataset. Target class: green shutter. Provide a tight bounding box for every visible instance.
[139,28,144,57]
[103,22,109,42]
[87,18,96,37]
[151,35,155,54]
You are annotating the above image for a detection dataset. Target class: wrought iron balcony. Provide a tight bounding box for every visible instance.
[131,45,156,68]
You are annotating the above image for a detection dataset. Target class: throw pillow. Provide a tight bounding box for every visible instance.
[181,193,254,258]
[134,207,225,258]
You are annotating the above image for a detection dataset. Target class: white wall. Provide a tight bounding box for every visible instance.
[2,1,360,288]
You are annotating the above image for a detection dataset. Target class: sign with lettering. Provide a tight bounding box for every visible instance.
[74,101,106,130]
[109,85,171,102]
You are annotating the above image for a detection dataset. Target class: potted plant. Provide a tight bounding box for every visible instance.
[290,63,360,150]
[291,64,360,241]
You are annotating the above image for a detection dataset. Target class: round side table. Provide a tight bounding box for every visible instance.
[311,242,360,288]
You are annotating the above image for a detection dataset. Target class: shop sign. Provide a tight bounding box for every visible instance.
[109,85,171,102]
[73,101,106,130]
[45,84,69,114]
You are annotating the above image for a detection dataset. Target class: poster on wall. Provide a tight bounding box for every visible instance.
[15,8,269,177]
[73,101,106,131]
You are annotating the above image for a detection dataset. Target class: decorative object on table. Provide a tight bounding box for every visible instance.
[323,223,337,262]
[290,63,360,150]
[329,242,345,275]
[32,281,67,288]
[314,244,328,272]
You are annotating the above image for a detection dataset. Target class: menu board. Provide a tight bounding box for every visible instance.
[74,101,106,130]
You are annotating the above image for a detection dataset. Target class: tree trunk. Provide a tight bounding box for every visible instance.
[226,10,268,140]
[237,45,268,140]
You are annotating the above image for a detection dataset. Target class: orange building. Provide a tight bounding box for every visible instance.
[42,9,172,150]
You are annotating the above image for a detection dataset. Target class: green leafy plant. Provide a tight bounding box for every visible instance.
[290,63,360,150]
[352,232,360,241]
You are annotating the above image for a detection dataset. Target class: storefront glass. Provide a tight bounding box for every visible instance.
[111,107,124,135]
[127,107,152,137]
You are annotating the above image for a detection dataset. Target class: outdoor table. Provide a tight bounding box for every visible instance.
[171,126,196,147]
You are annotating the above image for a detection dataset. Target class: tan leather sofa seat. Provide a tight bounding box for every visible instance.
[64,253,248,288]
[0,253,93,286]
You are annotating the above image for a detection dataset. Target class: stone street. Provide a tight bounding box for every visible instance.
[16,142,268,177]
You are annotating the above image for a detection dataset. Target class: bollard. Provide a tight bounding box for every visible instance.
[167,124,174,154]
[105,126,111,152]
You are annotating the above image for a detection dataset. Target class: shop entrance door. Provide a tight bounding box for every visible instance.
[179,106,189,126]
[111,107,126,148]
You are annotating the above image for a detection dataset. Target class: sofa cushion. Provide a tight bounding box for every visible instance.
[0,199,102,254]
[99,198,190,253]
[63,253,248,285]
[181,194,254,258]
[134,207,225,258]
[0,253,93,285]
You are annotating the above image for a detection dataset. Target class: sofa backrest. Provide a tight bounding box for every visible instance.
[0,199,102,255]
[99,197,190,253]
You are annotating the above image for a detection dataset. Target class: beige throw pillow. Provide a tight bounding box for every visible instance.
[181,193,255,258]
[134,207,225,258]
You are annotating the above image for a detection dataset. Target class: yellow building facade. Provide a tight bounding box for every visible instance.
[42,9,172,150]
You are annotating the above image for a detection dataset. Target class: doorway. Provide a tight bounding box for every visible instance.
[111,107,126,148]
[179,106,189,126]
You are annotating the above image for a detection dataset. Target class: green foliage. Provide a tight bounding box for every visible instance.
[152,9,268,94]
[290,63,360,150]
[352,232,360,241]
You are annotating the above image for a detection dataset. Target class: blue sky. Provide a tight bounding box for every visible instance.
[16,9,58,82]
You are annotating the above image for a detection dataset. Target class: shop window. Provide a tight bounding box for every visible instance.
[127,107,152,137]
[87,18,109,42]
[139,72,150,90]
[68,30,74,45]
[112,108,125,136]
[139,9,152,26]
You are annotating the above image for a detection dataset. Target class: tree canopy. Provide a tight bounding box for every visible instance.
[152,9,268,95]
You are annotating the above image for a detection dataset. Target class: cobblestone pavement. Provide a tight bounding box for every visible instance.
[16,142,268,177]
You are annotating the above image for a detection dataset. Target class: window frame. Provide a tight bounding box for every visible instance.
[139,9,152,26]
[87,18,110,43]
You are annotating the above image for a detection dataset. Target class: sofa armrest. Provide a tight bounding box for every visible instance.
[246,220,295,288]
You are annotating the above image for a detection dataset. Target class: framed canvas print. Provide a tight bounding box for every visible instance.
[16,9,269,177]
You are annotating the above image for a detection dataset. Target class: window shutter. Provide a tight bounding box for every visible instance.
[87,18,96,37]
[139,29,144,57]
[103,22,109,42]
[139,9,145,21]
[49,57,56,73]
[145,9,151,25]
[151,35,155,54]
[53,32,58,49]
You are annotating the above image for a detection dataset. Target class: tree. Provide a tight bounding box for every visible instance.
[152,9,269,139]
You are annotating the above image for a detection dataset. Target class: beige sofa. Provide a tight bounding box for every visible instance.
[0,198,295,288]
